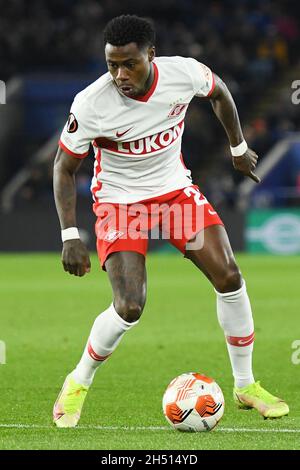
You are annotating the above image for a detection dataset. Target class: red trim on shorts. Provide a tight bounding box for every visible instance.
[226,332,255,347]
[58,140,89,158]
[97,237,147,271]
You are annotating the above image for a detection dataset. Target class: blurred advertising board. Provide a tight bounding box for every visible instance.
[246,209,300,254]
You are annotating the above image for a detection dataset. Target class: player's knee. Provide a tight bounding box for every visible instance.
[214,265,242,293]
[114,296,146,323]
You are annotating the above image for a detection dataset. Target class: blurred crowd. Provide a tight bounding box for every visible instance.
[1,0,300,208]
[1,0,299,81]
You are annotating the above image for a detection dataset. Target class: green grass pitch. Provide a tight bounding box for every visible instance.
[0,252,299,450]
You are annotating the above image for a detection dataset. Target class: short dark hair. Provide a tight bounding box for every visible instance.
[103,15,155,49]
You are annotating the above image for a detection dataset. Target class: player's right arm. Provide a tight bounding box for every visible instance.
[53,147,91,277]
[185,57,260,183]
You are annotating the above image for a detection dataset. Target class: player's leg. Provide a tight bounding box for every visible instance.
[105,251,147,322]
[72,251,146,385]
[185,224,242,292]
[161,188,255,392]
[185,225,254,385]
[185,225,289,418]
[53,251,147,427]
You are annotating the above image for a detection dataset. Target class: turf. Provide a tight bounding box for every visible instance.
[0,252,299,450]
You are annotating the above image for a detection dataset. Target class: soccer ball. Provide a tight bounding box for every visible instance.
[162,372,224,432]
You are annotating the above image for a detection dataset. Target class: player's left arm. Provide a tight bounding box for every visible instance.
[209,74,260,183]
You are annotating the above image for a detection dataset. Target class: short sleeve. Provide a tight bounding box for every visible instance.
[59,96,98,158]
[184,58,215,98]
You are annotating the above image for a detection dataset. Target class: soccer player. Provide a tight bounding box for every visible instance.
[53,15,289,427]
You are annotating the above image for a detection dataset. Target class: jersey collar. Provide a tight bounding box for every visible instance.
[130,62,159,102]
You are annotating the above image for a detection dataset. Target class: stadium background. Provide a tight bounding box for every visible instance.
[1,0,300,451]
[1,0,300,253]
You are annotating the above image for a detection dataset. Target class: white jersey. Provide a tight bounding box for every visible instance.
[59,56,215,204]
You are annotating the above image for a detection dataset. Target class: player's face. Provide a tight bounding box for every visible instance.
[105,42,155,98]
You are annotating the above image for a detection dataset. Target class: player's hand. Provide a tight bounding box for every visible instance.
[62,239,91,277]
[232,148,261,183]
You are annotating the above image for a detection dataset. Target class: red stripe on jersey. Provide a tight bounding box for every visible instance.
[87,341,111,362]
[58,140,89,159]
[91,148,102,200]
[226,332,255,347]
[94,137,117,152]
[94,120,184,156]
[131,62,159,102]
[207,72,216,97]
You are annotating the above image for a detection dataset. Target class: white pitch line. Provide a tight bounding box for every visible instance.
[216,428,300,433]
[0,424,299,433]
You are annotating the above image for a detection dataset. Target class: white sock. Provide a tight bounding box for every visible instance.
[72,303,138,386]
[215,281,255,389]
